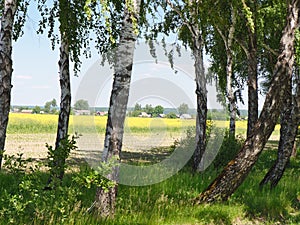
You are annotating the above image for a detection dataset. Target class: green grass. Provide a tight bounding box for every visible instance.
[0,149,299,224]
[1,114,295,224]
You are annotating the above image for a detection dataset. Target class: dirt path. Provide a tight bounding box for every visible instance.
[5,132,279,163]
[5,132,182,160]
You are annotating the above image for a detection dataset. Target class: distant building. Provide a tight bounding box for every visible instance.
[74,110,91,115]
[158,114,165,118]
[21,109,33,114]
[96,111,108,116]
[180,114,192,119]
[138,112,151,118]
[12,108,20,113]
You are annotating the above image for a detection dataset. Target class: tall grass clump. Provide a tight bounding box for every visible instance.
[233,149,300,223]
[180,121,244,172]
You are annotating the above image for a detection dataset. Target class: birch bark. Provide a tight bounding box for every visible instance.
[51,35,71,182]
[215,5,237,136]
[0,0,17,169]
[94,0,141,217]
[260,69,300,188]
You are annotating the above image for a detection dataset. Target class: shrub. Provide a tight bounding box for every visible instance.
[166,112,177,119]
[212,131,244,170]
[177,122,243,171]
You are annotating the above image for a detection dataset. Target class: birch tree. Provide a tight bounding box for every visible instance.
[240,0,259,137]
[93,0,141,217]
[259,72,300,188]
[0,0,28,169]
[51,0,72,183]
[208,2,238,136]
[157,0,209,172]
[195,0,299,203]
[37,0,94,184]
[238,0,287,136]
[260,53,300,188]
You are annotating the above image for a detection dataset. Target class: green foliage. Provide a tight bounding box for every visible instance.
[165,112,177,119]
[13,0,30,41]
[32,105,41,114]
[178,103,189,115]
[84,0,138,47]
[177,123,243,171]
[36,0,100,74]
[73,163,116,192]
[153,105,164,117]
[0,171,83,224]
[44,102,51,113]
[212,131,244,170]
[74,99,90,110]
[134,103,142,111]
[129,104,164,117]
[144,104,154,115]
[241,0,255,33]
[44,98,57,114]
[128,110,142,117]
[3,153,32,174]
[255,0,286,93]
[235,151,300,221]
[46,135,78,187]
[207,109,229,120]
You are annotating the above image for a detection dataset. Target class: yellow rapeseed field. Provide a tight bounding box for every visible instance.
[8,113,196,134]
[7,113,280,137]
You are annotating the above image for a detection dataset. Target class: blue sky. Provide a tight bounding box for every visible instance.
[10,3,264,110]
[11,15,97,106]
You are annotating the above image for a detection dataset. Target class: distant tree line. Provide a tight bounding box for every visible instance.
[14,99,90,115]
[128,103,191,119]
[128,103,164,117]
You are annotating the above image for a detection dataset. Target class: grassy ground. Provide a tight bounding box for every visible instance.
[0,148,299,224]
[1,113,296,224]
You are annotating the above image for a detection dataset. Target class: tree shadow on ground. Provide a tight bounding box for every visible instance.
[68,146,174,167]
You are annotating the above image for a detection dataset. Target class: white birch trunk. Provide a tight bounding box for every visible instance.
[247,32,258,137]
[0,0,17,169]
[227,8,237,137]
[94,0,141,217]
[260,67,300,188]
[49,35,72,183]
[193,37,207,172]
[55,37,71,150]
[216,5,237,136]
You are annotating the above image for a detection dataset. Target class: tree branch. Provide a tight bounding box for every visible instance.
[261,43,279,57]
[166,0,197,38]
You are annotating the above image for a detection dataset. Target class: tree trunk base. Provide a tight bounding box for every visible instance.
[94,185,118,218]
[259,164,287,189]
